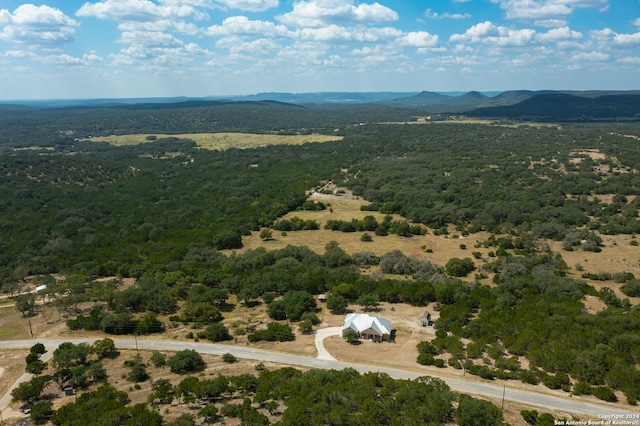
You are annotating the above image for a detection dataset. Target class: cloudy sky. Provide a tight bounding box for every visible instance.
[0,0,639,99]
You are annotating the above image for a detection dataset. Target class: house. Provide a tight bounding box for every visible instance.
[342,313,392,342]
[418,310,431,327]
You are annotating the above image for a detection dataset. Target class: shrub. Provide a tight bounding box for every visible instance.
[197,322,232,342]
[593,386,618,402]
[344,329,359,345]
[247,322,294,342]
[448,357,462,369]
[520,409,538,425]
[572,381,592,396]
[150,351,167,367]
[417,353,435,366]
[222,353,237,363]
[167,350,206,374]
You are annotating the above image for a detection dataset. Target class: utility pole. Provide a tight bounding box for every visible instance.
[501,384,506,410]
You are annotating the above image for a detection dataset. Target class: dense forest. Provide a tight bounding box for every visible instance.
[2,101,640,423]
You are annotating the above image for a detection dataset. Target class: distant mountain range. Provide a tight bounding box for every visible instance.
[2,90,640,121]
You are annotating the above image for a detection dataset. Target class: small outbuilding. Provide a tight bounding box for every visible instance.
[318,294,326,303]
[418,310,431,327]
[342,313,392,342]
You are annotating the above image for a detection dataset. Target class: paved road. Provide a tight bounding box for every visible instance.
[1,338,638,421]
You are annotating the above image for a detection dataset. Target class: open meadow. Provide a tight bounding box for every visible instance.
[83,132,343,150]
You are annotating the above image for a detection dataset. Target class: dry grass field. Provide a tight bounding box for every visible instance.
[83,132,343,150]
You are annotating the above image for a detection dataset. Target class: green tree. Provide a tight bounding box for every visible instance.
[326,293,348,314]
[198,404,219,422]
[167,350,206,374]
[299,319,313,334]
[259,228,273,241]
[15,293,36,316]
[344,329,359,344]
[52,342,92,370]
[213,231,242,250]
[445,258,475,277]
[455,394,505,426]
[282,290,317,321]
[267,300,287,320]
[11,376,50,403]
[356,293,380,311]
[148,378,174,405]
[92,338,118,359]
[26,360,47,375]
[30,343,46,355]
[150,351,167,367]
[30,401,54,424]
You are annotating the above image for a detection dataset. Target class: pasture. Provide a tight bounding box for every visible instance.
[84,132,343,150]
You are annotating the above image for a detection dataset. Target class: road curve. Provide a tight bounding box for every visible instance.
[1,338,638,421]
[314,327,341,361]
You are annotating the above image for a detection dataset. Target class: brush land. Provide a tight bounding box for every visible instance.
[1,99,640,425]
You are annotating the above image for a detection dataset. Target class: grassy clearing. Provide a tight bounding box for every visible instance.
[380,118,560,128]
[84,132,343,150]
[231,186,640,308]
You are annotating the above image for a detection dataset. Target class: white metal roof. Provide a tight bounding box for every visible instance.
[342,313,391,336]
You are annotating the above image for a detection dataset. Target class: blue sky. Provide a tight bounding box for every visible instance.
[0,0,639,99]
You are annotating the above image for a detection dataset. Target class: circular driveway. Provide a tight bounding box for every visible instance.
[314,327,341,360]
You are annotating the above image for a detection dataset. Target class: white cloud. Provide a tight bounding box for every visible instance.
[3,50,37,59]
[570,51,609,61]
[277,0,398,28]
[534,19,568,28]
[450,21,536,46]
[536,27,582,42]
[228,38,280,55]
[589,28,640,46]
[0,4,78,47]
[118,19,201,35]
[206,16,290,37]
[424,9,471,20]
[618,56,640,64]
[119,31,184,47]
[633,18,640,27]
[614,32,640,46]
[76,0,206,22]
[491,0,608,21]
[42,53,88,65]
[215,0,279,12]
[297,25,401,42]
[451,21,585,48]
[398,31,439,48]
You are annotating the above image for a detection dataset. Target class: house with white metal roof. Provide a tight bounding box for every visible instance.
[341,313,392,342]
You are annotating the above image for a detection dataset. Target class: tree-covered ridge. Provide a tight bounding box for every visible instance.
[0,102,420,148]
